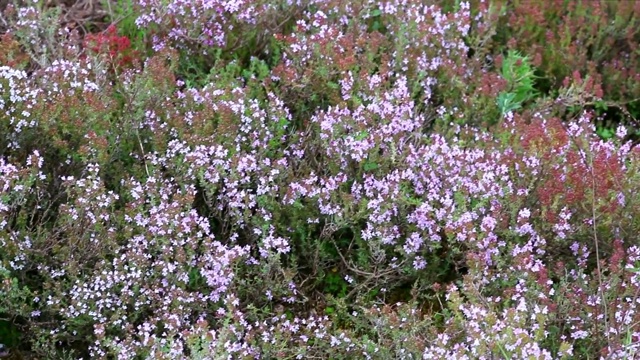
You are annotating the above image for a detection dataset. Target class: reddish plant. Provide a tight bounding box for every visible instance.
[83,24,137,71]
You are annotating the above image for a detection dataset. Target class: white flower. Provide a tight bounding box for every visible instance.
[616,125,628,140]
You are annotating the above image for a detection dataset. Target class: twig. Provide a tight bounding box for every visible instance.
[589,151,610,346]
[559,116,611,349]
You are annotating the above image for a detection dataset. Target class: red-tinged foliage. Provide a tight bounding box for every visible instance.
[83,24,138,71]
[498,0,640,112]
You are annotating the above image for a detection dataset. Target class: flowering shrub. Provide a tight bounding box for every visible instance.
[132,0,304,63]
[3,0,640,359]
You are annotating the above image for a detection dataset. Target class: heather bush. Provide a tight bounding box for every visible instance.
[3,0,640,359]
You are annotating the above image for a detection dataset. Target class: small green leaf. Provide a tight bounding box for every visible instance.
[596,127,614,140]
[363,161,378,172]
[354,130,369,141]
[325,306,335,315]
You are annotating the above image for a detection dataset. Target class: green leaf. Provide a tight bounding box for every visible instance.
[363,161,379,172]
[596,127,614,140]
[354,130,369,141]
[325,306,335,315]
[497,92,521,114]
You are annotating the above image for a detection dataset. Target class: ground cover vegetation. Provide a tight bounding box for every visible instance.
[1,0,640,358]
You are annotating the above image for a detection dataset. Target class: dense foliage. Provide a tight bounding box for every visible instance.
[1,0,640,358]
